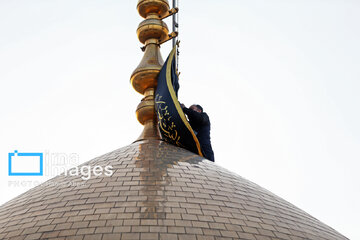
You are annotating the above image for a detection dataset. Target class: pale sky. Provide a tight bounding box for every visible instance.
[0,0,359,239]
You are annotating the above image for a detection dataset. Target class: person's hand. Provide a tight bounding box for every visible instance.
[180,103,185,109]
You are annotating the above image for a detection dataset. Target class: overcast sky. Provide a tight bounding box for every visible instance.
[0,0,359,239]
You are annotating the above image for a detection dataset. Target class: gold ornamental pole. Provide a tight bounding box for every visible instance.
[131,0,178,141]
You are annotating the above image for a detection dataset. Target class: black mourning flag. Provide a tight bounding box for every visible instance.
[155,47,203,156]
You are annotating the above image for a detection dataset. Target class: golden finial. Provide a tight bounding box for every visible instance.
[131,0,178,141]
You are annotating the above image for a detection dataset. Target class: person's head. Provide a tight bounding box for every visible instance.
[190,104,203,113]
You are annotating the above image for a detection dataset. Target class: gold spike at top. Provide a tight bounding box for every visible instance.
[131,0,170,141]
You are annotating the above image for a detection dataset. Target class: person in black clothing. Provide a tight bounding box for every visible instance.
[181,104,215,162]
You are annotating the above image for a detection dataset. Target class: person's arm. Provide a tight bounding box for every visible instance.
[182,107,209,125]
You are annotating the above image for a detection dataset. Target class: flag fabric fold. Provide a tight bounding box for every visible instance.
[155,47,203,156]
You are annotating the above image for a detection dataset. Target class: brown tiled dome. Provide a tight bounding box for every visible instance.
[0,140,348,240]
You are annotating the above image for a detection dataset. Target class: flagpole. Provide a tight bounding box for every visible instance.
[172,0,176,48]
[172,0,179,71]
